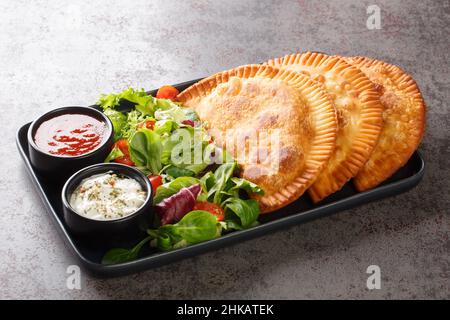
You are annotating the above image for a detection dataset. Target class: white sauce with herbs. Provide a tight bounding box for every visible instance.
[69,172,147,220]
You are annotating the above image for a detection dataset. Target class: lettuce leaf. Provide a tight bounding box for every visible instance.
[98,88,155,111]
[103,109,127,141]
[153,176,200,204]
[223,198,260,230]
[148,210,220,251]
[129,128,162,174]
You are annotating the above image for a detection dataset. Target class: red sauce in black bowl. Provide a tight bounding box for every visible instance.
[34,114,107,157]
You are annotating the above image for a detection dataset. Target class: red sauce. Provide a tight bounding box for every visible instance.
[34,114,107,156]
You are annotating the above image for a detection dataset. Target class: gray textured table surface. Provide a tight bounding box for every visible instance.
[1,0,449,299]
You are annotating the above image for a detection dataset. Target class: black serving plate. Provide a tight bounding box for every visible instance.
[16,79,425,277]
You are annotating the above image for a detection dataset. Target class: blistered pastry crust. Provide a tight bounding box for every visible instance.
[267,52,384,202]
[344,56,426,191]
[177,64,337,212]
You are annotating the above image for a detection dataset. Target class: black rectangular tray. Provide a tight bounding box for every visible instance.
[16,79,425,277]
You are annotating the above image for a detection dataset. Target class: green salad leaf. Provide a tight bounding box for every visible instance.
[104,144,124,163]
[154,119,175,136]
[129,128,162,174]
[199,171,215,190]
[165,166,196,179]
[154,98,176,110]
[102,236,152,265]
[175,210,220,244]
[223,198,260,230]
[154,104,186,123]
[225,177,265,197]
[103,109,127,141]
[183,109,200,123]
[160,127,210,176]
[153,176,200,204]
[148,210,220,251]
[207,162,237,204]
[98,88,155,111]
[121,110,151,139]
[98,87,266,259]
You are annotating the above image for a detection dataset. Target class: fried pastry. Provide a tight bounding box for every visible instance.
[177,64,337,213]
[267,52,384,202]
[344,56,426,191]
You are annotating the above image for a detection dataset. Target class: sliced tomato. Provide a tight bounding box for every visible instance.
[138,120,156,130]
[192,201,225,221]
[148,175,163,192]
[115,139,130,155]
[114,156,135,166]
[113,139,135,166]
[156,85,179,100]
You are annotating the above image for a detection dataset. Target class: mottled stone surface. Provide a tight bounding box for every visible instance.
[1,0,449,299]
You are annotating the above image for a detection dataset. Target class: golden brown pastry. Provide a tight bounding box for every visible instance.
[267,52,384,202]
[177,64,337,213]
[343,56,426,191]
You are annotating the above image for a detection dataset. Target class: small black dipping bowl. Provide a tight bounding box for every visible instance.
[27,106,114,178]
[61,163,154,239]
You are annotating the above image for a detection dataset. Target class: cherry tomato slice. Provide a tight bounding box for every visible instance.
[112,139,135,166]
[148,175,163,192]
[114,156,135,166]
[138,120,156,130]
[156,85,179,100]
[192,201,225,221]
[115,139,130,156]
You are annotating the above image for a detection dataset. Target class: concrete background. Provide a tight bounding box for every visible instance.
[1,0,449,299]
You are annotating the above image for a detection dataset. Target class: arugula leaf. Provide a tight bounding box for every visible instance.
[101,236,152,265]
[223,198,260,230]
[129,128,162,174]
[153,176,200,204]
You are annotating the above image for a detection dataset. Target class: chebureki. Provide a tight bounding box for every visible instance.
[177,53,426,213]
[177,64,337,213]
[266,52,384,202]
[343,56,426,191]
